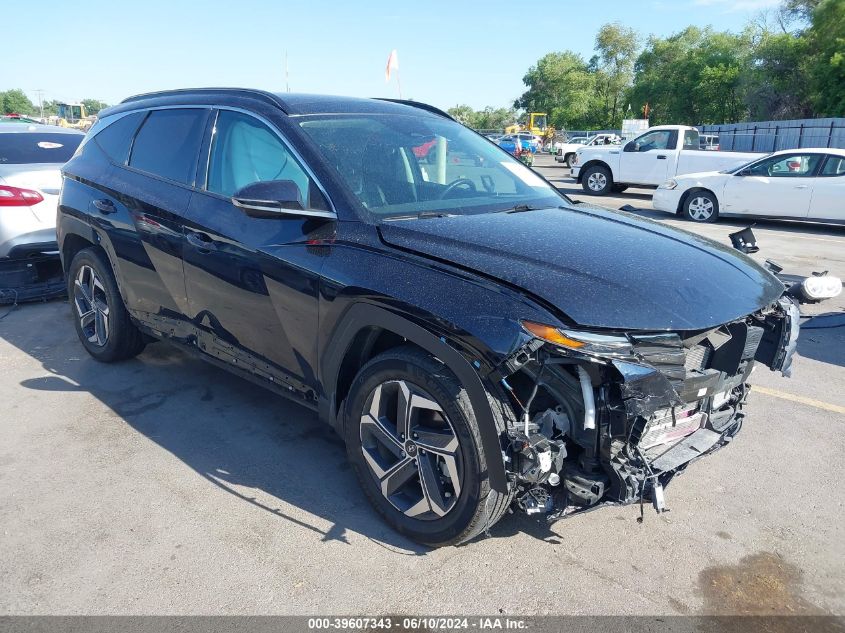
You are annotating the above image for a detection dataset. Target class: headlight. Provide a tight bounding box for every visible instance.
[660,179,678,190]
[801,275,842,300]
[521,321,633,357]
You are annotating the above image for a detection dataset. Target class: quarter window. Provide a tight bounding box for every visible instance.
[128,109,207,185]
[94,112,145,164]
[206,110,311,201]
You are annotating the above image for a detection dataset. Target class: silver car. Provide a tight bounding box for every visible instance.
[0,122,84,258]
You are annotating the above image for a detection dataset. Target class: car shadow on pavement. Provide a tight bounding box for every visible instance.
[3,301,441,555]
[797,313,845,369]
[552,181,655,203]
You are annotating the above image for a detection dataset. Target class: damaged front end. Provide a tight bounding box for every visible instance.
[496,296,800,522]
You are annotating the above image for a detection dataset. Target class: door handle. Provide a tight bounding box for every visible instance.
[92,199,116,214]
[795,185,809,189]
[656,155,667,160]
[186,231,217,252]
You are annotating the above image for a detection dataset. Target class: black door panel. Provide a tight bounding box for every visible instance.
[183,192,328,392]
[101,165,194,319]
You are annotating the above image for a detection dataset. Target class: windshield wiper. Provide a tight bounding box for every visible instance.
[383,211,455,221]
[496,204,564,214]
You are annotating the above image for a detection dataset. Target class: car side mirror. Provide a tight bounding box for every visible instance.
[623,142,636,152]
[232,180,335,220]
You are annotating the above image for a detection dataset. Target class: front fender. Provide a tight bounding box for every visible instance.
[322,302,515,493]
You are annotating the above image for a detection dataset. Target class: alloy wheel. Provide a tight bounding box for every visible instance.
[359,380,462,520]
[688,196,715,221]
[587,172,607,191]
[73,264,110,347]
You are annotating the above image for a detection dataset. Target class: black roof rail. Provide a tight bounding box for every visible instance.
[120,88,288,112]
[374,99,455,121]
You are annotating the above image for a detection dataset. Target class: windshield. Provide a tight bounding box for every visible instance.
[297,114,564,219]
[722,152,774,174]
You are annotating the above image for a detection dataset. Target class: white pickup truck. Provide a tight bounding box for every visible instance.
[570,125,760,195]
[554,133,620,166]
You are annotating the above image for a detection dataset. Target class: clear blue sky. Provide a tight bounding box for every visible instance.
[6,0,779,112]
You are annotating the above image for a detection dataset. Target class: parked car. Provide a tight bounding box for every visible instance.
[496,134,530,154]
[501,133,540,153]
[653,148,845,223]
[58,89,799,546]
[0,122,84,259]
[571,125,759,195]
[554,134,621,166]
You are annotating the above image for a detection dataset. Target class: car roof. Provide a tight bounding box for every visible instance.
[768,147,845,156]
[100,88,453,121]
[0,121,84,135]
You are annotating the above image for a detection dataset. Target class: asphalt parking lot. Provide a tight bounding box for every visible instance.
[1,155,843,616]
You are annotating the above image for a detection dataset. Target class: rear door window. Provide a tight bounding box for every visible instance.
[0,132,83,164]
[682,129,700,150]
[819,155,845,177]
[93,112,145,165]
[129,109,207,185]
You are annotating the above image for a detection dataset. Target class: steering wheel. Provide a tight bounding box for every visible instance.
[439,178,477,199]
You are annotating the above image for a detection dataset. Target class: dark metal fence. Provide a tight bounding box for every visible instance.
[699,118,845,152]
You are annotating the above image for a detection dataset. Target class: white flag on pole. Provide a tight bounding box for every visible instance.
[385,49,399,82]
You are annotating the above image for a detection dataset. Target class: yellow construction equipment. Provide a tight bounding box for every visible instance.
[505,113,555,145]
[56,103,95,131]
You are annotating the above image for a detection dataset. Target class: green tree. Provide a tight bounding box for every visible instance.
[743,30,811,119]
[447,104,478,127]
[591,23,639,128]
[41,100,60,117]
[629,27,751,124]
[1,89,35,115]
[474,106,517,131]
[514,51,597,129]
[805,0,845,116]
[81,98,109,115]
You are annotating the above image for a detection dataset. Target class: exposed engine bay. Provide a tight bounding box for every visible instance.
[498,294,800,522]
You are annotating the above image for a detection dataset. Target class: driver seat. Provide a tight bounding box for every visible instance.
[360,142,414,208]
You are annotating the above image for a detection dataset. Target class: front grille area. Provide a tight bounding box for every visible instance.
[638,403,703,452]
[684,344,712,372]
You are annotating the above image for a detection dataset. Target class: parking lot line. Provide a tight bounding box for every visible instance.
[754,385,845,416]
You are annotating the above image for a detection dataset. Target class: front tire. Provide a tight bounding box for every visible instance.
[682,191,719,223]
[67,248,146,362]
[581,165,613,195]
[344,347,512,547]
[563,153,574,167]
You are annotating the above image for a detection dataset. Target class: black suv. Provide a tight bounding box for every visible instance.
[58,89,798,546]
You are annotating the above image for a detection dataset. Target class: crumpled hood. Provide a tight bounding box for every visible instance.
[378,205,784,331]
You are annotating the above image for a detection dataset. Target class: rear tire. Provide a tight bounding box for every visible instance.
[67,248,146,362]
[581,165,613,195]
[682,191,719,223]
[344,346,513,547]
